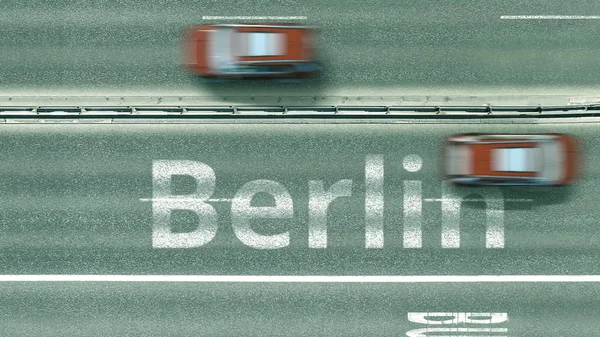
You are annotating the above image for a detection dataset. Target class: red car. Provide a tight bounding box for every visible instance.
[444,133,579,186]
[183,23,321,78]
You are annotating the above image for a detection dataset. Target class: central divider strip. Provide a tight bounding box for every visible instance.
[0,104,599,118]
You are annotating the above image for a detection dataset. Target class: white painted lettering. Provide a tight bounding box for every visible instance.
[441,184,505,249]
[365,154,384,248]
[152,160,218,248]
[308,179,353,248]
[231,179,294,249]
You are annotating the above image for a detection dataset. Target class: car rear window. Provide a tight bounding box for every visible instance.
[492,147,540,172]
[238,32,286,57]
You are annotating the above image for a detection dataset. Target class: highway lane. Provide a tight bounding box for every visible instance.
[0,120,598,275]
[0,119,599,336]
[1,0,600,99]
[1,282,600,336]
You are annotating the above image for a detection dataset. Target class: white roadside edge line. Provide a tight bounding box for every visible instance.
[1,275,600,282]
[202,16,307,20]
[501,15,600,20]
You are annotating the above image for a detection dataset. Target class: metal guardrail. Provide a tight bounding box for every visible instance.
[0,104,600,118]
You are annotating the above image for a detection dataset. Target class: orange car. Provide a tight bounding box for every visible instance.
[444,134,578,186]
[183,23,321,78]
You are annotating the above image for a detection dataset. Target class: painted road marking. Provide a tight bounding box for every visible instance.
[406,327,508,337]
[141,198,533,203]
[424,198,533,202]
[143,159,544,249]
[407,312,510,336]
[501,15,600,20]
[408,312,508,325]
[202,16,307,20]
[140,198,232,202]
[2,275,600,282]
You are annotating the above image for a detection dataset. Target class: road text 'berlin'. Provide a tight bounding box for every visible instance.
[150,158,505,249]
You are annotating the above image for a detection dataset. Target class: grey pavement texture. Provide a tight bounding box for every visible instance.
[0,118,597,336]
[2,0,600,334]
[0,121,597,275]
[1,282,599,336]
[1,0,600,100]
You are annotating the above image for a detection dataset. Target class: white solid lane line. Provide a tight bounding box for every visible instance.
[141,198,532,202]
[139,198,232,202]
[140,198,533,202]
[501,15,600,20]
[202,16,307,20]
[2,275,600,282]
[424,198,533,202]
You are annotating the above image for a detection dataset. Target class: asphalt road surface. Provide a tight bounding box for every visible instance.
[0,119,599,335]
[1,282,600,337]
[3,0,600,333]
[0,120,598,275]
[1,0,600,98]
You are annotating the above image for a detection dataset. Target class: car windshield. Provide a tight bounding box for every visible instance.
[445,143,472,176]
[491,147,541,172]
[540,140,564,182]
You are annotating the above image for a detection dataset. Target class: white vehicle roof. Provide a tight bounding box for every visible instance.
[208,27,288,73]
[491,147,541,172]
[236,32,286,57]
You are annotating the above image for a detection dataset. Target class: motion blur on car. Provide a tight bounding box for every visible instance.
[444,133,579,186]
[183,23,321,79]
